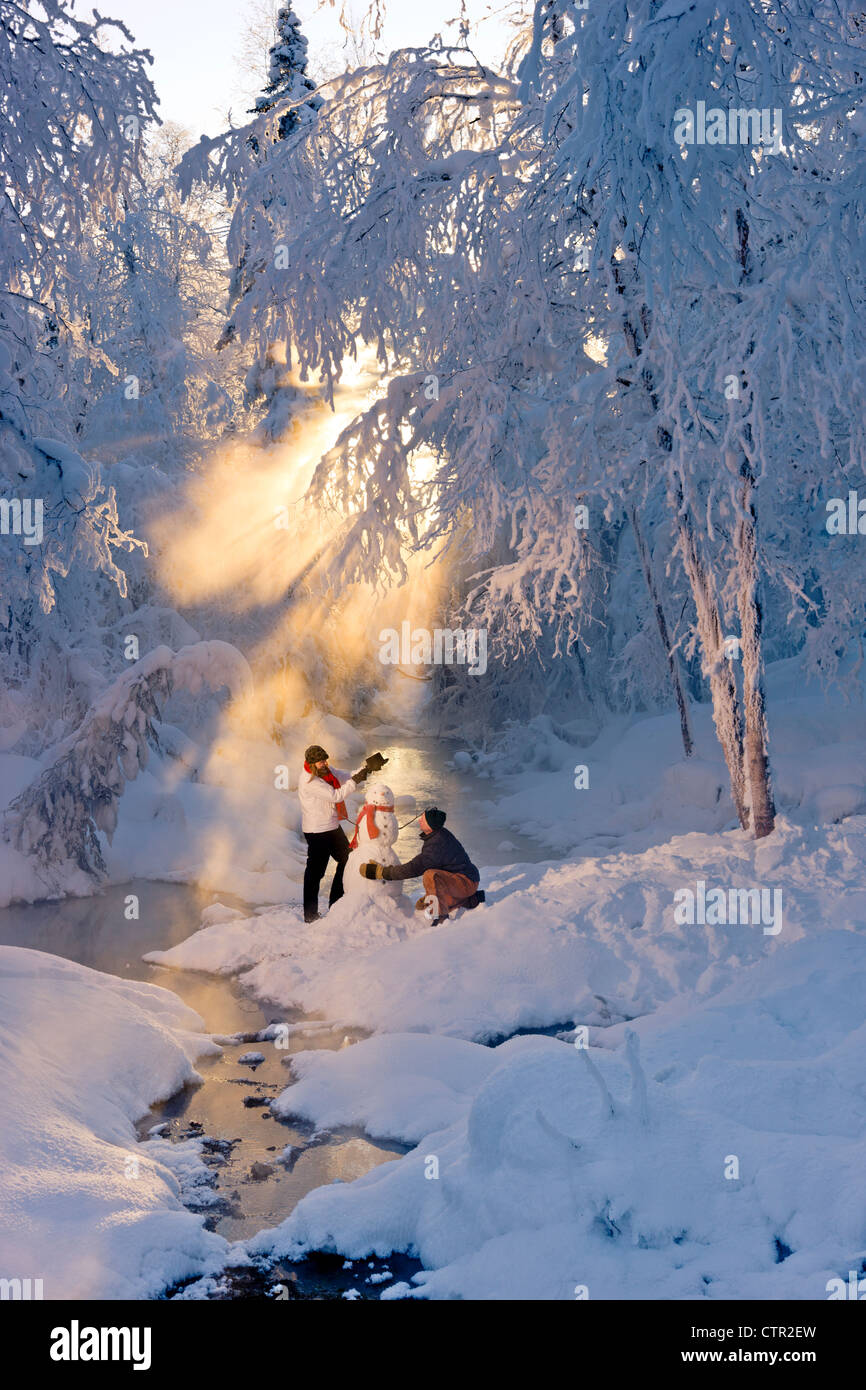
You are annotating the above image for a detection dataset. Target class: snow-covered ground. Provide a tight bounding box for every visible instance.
[241,927,866,1299]
[146,817,866,1299]
[145,815,866,1040]
[3,665,865,1299]
[460,658,866,856]
[136,668,866,1299]
[0,947,232,1298]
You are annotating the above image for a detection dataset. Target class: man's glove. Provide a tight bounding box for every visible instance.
[352,766,369,784]
[365,751,388,773]
[359,861,385,880]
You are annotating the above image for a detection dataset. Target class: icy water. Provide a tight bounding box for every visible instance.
[0,736,554,1298]
[365,733,550,867]
[0,879,417,1298]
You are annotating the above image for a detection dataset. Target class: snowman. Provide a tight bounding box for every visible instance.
[344,782,405,906]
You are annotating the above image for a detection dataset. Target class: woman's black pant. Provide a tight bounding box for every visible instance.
[303,826,351,918]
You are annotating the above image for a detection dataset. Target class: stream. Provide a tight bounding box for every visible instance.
[0,736,555,1298]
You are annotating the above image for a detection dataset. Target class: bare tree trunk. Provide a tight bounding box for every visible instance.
[675,492,749,829]
[735,462,776,838]
[612,262,695,758]
[630,506,694,758]
[731,209,775,838]
[612,240,754,818]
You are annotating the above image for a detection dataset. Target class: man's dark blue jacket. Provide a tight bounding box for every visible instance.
[383,826,480,883]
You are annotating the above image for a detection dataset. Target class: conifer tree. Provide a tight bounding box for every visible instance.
[206,8,323,438]
[252,6,322,139]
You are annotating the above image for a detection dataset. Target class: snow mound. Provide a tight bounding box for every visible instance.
[146,887,427,993]
[200,902,247,927]
[245,931,866,1299]
[0,946,229,1298]
[143,816,866,1042]
[474,664,866,855]
[273,1033,495,1142]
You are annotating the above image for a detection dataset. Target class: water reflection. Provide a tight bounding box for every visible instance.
[0,879,406,1245]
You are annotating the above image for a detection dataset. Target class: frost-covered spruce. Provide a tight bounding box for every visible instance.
[252,7,322,139]
[188,9,323,437]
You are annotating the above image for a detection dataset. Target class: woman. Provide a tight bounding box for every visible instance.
[299,744,387,922]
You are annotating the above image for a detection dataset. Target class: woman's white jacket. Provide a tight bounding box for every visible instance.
[298,766,358,834]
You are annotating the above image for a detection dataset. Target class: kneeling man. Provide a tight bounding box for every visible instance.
[359,806,483,923]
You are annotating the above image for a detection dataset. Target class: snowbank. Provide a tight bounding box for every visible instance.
[0,947,230,1299]
[144,871,432,997]
[244,931,866,1299]
[273,1033,495,1143]
[464,660,866,855]
[145,815,866,1041]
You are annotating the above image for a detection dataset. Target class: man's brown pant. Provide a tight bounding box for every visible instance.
[420,869,479,916]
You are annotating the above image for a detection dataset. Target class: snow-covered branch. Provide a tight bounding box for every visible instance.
[2,642,251,883]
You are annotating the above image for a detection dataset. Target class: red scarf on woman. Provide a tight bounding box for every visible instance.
[304,762,348,822]
[349,803,394,850]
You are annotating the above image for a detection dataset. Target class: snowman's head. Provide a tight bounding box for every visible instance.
[366,782,394,808]
[364,782,398,848]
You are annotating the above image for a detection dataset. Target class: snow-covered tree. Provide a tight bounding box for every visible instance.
[179,3,866,830]
[0,433,145,705]
[74,124,239,469]
[520,0,866,834]
[2,642,251,886]
[0,0,158,443]
[252,6,323,137]
[0,1,164,746]
[180,7,324,442]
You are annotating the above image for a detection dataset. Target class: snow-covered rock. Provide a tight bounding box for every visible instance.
[199,902,247,927]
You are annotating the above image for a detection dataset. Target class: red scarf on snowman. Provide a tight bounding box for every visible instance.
[349,802,394,850]
[304,761,348,821]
